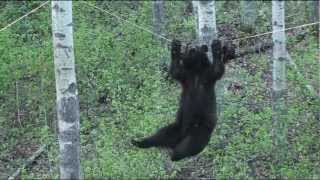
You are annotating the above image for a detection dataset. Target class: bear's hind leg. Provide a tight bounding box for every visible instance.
[170,126,213,161]
[132,123,182,149]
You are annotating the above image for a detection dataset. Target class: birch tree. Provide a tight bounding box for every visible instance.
[314,1,320,33]
[316,0,320,122]
[153,0,165,39]
[196,1,225,115]
[52,1,81,179]
[153,0,167,68]
[192,1,199,37]
[197,0,217,57]
[240,0,257,33]
[272,0,288,165]
[309,1,319,23]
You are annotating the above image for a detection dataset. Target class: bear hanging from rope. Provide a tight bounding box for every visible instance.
[132,39,235,161]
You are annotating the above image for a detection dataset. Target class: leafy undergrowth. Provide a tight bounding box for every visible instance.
[0,1,319,179]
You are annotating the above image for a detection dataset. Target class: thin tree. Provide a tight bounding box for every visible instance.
[240,0,257,33]
[272,0,288,166]
[316,0,320,123]
[153,0,165,39]
[153,0,167,68]
[315,1,320,33]
[52,1,81,179]
[196,0,217,56]
[192,1,199,37]
[311,1,319,23]
[196,1,225,115]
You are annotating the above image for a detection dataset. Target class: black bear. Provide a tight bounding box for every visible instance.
[132,39,234,161]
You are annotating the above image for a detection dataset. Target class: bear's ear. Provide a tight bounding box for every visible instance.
[171,39,181,50]
[200,45,208,53]
[222,43,235,64]
[171,39,182,59]
[211,39,222,61]
[188,47,197,56]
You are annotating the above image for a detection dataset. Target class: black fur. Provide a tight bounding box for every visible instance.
[132,39,234,161]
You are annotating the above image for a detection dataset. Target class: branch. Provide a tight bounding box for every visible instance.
[235,41,273,58]
[8,145,46,180]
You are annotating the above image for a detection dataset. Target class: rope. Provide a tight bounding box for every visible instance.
[1,1,318,45]
[81,1,172,42]
[231,21,320,42]
[0,1,50,32]
[82,2,319,44]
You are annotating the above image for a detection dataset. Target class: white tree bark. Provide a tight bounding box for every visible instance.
[240,0,257,33]
[316,0,320,122]
[310,1,319,24]
[196,1,224,115]
[52,1,81,179]
[272,0,288,165]
[153,0,165,38]
[316,1,320,33]
[197,0,217,60]
[317,0,320,22]
[153,0,168,68]
[272,0,287,94]
[192,1,199,38]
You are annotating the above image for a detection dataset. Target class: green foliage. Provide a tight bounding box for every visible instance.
[0,1,319,179]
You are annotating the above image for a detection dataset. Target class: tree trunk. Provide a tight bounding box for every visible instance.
[192,1,199,39]
[317,0,320,22]
[272,0,288,167]
[196,1,224,116]
[316,0,320,123]
[240,0,257,33]
[311,0,319,23]
[153,0,165,38]
[153,0,168,69]
[51,1,81,179]
[316,1,320,34]
[197,0,217,58]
